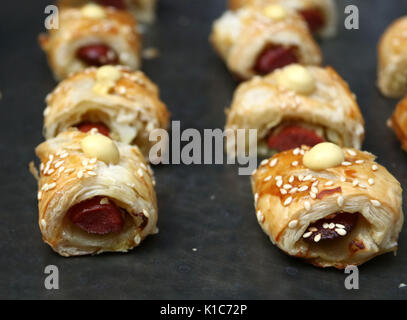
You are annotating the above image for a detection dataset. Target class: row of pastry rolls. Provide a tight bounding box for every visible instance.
[377,17,407,155]
[223,63,403,267]
[210,0,336,80]
[39,0,157,80]
[34,65,169,256]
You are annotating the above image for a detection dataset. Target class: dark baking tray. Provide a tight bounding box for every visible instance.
[1,0,406,299]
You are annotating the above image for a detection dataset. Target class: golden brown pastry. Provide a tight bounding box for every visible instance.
[228,0,337,38]
[39,4,141,80]
[251,143,404,268]
[225,64,365,158]
[33,130,158,257]
[388,96,407,151]
[210,5,322,80]
[43,65,170,162]
[378,16,407,98]
[58,0,157,24]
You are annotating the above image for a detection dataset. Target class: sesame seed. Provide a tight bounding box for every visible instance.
[40,163,45,171]
[284,196,293,206]
[368,178,374,185]
[47,169,55,175]
[280,189,288,195]
[303,174,313,181]
[289,187,298,194]
[289,176,294,183]
[336,224,345,229]
[371,200,381,207]
[58,166,65,173]
[257,210,264,223]
[314,234,322,242]
[335,228,347,236]
[77,171,84,178]
[312,180,319,187]
[298,175,304,181]
[337,195,344,207]
[275,175,282,180]
[82,160,88,166]
[347,150,357,156]
[47,183,56,190]
[37,191,42,200]
[352,179,359,187]
[60,153,69,159]
[329,223,335,229]
[311,187,318,194]
[372,165,378,171]
[309,227,318,232]
[269,158,278,167]
[134,234,141,245]
[293,148,300,155]
[276,180,283,188]
[142,209,150,218]
[291,161,299,166]
[310,192,316,199]
[303,231,312,238]
[283,184,292,190]
[288,220,298,228]
[325,181,334,186]
[304,201,311,211]
[355,160,365,164]
[323,223,329,229]
[260,159,269,166]
[65,168,75,174]
[87,171,97,176]
[40,219,47,228]
[254,193,259,203]
[264,175,272,182]
[299,186,309,192]
[342,161,352,166]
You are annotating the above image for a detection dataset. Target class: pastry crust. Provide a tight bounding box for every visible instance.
[58,0,157,24]
[43,66,170,162]
[378,16,407,98]
[228,0,337,38]
[39,5,141,80]
[251,146,403,268]
[210,6,322,80]
[225,65,365,157]
[35,130,158,257]
[389,96,407,151]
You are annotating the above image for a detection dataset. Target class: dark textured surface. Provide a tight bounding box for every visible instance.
[0,0,407,299]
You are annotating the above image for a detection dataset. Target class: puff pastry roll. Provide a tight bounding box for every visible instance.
[39,4,141,80]
[43,65,170,162]
[378,16,407,98]
[388,96,407,152]
[251,144,404,268]
[34,130,158,256]
[228,0,337,38]
[225,64,365,158]
[210,5,322,80]
[58,0,157,24]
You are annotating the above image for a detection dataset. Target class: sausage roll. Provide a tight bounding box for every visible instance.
[210,5,322,80]
[228,0,337,38]
[378,16,407,98]
[251,143,404,268]
[34,130,158,256]
[43,65,170,162]
[388,95,407,152]
[58,0,157,24]
[39,4,141,80]
[225,64,365,158]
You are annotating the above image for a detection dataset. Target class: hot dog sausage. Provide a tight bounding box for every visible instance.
[68,196,124,235]
[76,122,110,137]
[299,8,325,33]
[303,212,358,242]
[76,44,119,67]
[254,45,298,75]
[267,126,324,152]
[96,0,126,10]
